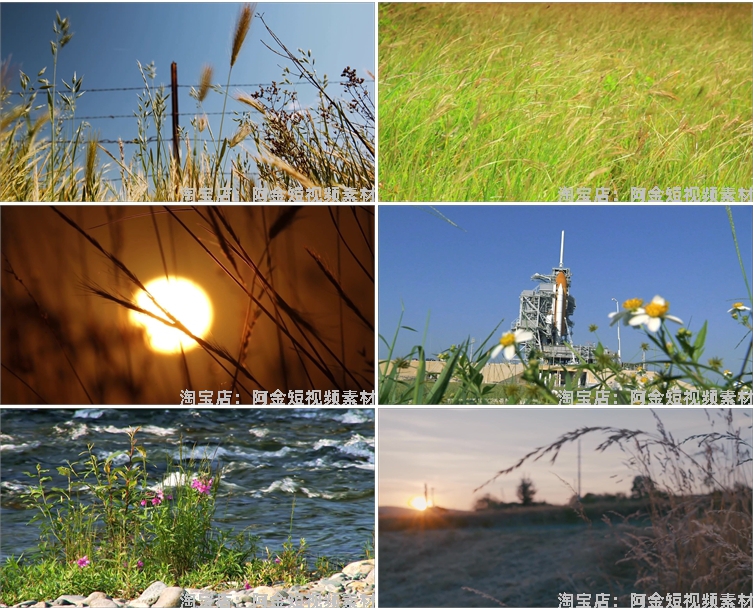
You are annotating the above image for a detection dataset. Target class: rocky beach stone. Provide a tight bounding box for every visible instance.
[1,560,374,608]
[151,588,183,608]
[88,600,118,608]
[53,596,88,606]
[134,583,167,607]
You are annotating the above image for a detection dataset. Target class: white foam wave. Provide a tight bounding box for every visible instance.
[67,423,89,441]
[138,425,176,437]
[73,409,106,419]
[95,450,130,467]
[260,477,300,494]
[334,409,374,424]
[91,424,175,436]
[0,480,31,493]
[313,434,374,462]
[0,440,41,453]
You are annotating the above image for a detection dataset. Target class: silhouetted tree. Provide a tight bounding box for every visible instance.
[517,475,537,506]
[473,493,499,511]
[631,475,656,499]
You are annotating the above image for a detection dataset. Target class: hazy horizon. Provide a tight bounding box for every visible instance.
[379,408,753,511]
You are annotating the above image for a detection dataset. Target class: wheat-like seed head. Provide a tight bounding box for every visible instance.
[229,123,253,147]
[198,64,213,103]
[85,136,98,187]
[235,91,266,115]
[230,3,255,68]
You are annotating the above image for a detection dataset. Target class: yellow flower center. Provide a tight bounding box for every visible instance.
[623,298,643,311]
[500,333,516,347]
[645,300,669,318]
[733,302,745,310]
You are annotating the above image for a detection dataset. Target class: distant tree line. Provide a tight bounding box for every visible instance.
[473,475,753,511]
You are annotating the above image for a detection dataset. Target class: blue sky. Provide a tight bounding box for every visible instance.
[379,408,753,509]
[378,205,753,374]
[1,2,374,184]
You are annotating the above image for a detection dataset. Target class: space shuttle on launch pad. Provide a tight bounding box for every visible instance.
[552,231,568,344]
[510,229,616,372]
[512,230,576,360]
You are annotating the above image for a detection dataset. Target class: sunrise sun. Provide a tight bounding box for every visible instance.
[129,277,213,354]
[409,496,428,511]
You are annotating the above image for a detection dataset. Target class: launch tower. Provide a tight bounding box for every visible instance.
[511,231,612,375]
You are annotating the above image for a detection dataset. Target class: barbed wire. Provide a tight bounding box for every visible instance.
[103,170,250,183]
[34,137,227,145]
[69,110,259,120]
[4,79,368,96]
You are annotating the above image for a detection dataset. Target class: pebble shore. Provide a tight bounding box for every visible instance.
[0,560,374,608]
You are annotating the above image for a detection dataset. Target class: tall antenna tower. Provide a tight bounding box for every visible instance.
[577,439,582,499]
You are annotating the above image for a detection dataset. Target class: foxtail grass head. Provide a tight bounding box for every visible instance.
[198,64,213,103]
[85,137,98,180]
[231,3,256,68]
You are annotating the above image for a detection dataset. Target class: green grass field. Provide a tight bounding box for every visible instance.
[378,3,752,201]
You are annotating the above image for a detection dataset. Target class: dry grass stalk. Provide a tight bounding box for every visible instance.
[476,410,752,595]
[2,254,94,404]
[305,247,373,332]
[258,153,316,190]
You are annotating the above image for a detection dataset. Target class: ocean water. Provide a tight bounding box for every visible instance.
[0,408,374,564]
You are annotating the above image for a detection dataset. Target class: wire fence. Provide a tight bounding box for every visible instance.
[4,79,368,97]
[5,78,373,142]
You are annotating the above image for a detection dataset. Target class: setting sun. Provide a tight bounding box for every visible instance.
[129,277,213,354]
[409,496,428,511]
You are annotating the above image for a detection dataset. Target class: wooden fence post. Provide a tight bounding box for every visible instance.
[171,61,180,164]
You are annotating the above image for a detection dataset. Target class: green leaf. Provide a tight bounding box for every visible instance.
[425,347,460,403]
[412,345,425,404]
[693,322,707,362]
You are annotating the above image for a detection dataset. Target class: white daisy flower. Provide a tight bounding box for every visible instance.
[628,295,682,332]
[491,329,534,360]
[728,302,751,313]
[609,298,644,325]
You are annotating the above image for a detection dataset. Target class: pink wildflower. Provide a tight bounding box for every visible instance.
[77,555,90,568]
[137,560,144,569]
[152,489,164,506]
[191,478,212,495]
